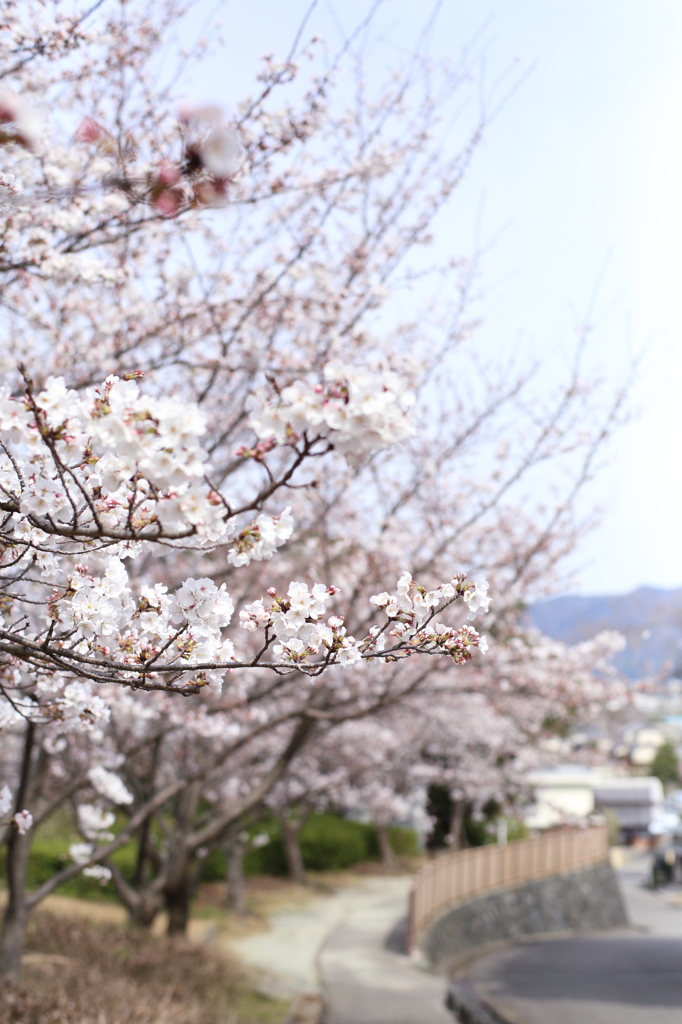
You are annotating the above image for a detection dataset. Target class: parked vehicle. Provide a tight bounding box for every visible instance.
[652,829,682,886]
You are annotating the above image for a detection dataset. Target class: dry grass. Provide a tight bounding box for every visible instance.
[0,912,289,1024]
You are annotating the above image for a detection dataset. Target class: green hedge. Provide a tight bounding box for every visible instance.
[201,813,419,880]
[0,836,137,901]
[299,814,372,870]
[1,813,419,899]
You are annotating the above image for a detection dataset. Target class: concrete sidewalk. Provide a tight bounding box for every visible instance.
[223,874,453,1023]
[319,878,452,1024]
[453,854,682,1024]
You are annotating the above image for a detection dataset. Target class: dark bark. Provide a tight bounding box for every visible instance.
[0,722,36,981]
[128,893,163,929]
[0,831,31,981]
[165,876,191,935]
[132,816,153,889]
[108,858,163,930]
[377,824,399,868]
[131,734,164,890]
[280,813,307,885]
[224,828,248,915]
[162,783,201,937]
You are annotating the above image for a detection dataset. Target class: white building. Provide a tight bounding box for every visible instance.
[525,767,664,837]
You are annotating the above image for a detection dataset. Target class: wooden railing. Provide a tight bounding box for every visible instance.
[408,824,608,953]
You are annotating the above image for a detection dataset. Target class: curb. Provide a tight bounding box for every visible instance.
[284,993,324,1024]
[446,980,522,1024]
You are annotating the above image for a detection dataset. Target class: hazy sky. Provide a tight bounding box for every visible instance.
[185,1,682,596]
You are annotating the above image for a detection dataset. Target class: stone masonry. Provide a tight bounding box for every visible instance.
[422,860,628,968]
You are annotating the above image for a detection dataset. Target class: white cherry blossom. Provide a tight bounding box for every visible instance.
[12,811,32,835]
[248,361,415,464]
[0,785,12,816]
[88,767,133,806]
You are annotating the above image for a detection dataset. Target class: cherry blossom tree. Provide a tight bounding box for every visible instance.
[237,627,628,874]
[0,0,630,980]
[411,626,628,848]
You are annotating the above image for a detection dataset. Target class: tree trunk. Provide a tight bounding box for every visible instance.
[449,800,468,851]
[127,893,162,930]
[165,877,191,936]
[280,815,306,885]
[107,857,163,931]
[163,783,202,936]
[377,825,399,868]
[224,830,247,915]
[133,817,153,889]
[0,722,36,981]
[0,832,31,981]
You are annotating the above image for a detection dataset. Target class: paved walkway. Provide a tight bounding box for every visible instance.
[227,853,682,1023]
[319,878,452,1024]
[224,874,453,1023]
[460,854,682,1024]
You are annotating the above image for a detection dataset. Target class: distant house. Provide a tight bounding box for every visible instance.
[614,726,667,767]
[524,770,596,830]
[592,777,664,838]
[525,768,664,840]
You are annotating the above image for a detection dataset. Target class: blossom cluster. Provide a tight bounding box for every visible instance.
[0,369,492,696]
[247,361,415,464]
[0,784,33,834]
[68,840,111,882]
[227,507,294,566]
[0,171,22,214]
[0,374,228,541]
[67,769,134,883]
[368,571,490,659]
[42,558,235,685]
[240,581,363,667]
[238,572,490,670]
[88,766,133,806]
[0,673,111,734]
[70,828,113,880]
[0,85,41,153]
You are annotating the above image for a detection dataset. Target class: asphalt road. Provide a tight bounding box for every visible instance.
[461,855,682,1024]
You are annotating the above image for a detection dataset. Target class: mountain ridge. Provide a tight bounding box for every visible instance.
[529,585,682,679]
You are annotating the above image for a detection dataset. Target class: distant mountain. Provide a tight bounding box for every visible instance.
[529,586,682,680]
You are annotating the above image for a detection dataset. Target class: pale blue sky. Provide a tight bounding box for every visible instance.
[183,1,682,596]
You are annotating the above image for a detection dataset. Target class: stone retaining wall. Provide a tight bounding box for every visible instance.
[423,860,627,968]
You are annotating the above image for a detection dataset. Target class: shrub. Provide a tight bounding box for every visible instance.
[201,813,418,880]
[386,824,420,857]
[1,812,419,897]
[0,835,137,901]
[298,814,373,870]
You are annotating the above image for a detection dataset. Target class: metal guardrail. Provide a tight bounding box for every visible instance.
[408,824,608,953]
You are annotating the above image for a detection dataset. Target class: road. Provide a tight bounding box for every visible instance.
[459,854,682,1024]
[225,853,682,1024]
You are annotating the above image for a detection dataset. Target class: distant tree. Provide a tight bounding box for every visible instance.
[650,741,680,787]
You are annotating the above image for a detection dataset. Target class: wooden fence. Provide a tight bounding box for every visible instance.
[408,824,608,953]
